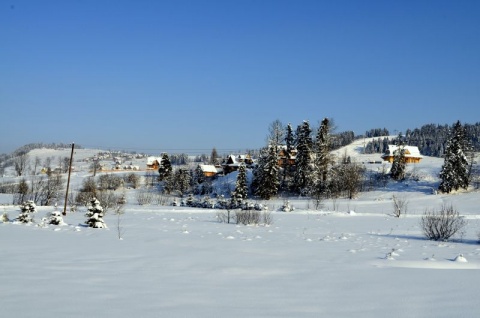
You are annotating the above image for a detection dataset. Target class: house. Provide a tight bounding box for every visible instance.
[221,154,255,174]
[146,156,162,170]
[277,145,297,167]
[381,145,423,163]
[199,164,223,178]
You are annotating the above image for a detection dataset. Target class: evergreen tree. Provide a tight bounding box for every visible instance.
[282,123,295,190]
[46,210,65,225]
[233,163,248,201]
[254,146,279,200]
[158,153,172,181]
[311,118,334,198]
[439,121,470,193]
[314,118,333,184]
[194,165,205,185]
[293,121,314,194]
[85,197,107,228]
[176,168,191,196]
[390,134,407,181]
[210,147,219,165]
[16,200,36,223]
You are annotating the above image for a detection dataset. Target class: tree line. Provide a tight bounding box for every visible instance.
[364,122,480,157]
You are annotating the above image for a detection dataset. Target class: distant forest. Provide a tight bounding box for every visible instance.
[363,123,480,157]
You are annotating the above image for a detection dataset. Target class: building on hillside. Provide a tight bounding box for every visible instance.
[221,154,255,174]
[199,164,223,178]
[146,156,162,170]
[381,145,423,163]
[277,145,297,167]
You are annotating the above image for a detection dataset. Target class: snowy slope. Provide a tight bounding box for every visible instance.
[1,143,480,318]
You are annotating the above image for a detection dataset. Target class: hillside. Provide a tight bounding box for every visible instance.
[1,140,480,318]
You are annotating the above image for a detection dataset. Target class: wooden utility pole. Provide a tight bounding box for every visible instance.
[63,143,75,216]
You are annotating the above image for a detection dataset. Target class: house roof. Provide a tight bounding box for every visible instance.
[381,145,423,158]
[147,156,162,165]
[199,164,219,173]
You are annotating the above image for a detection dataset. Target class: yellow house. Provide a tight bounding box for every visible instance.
[381,145,423,163]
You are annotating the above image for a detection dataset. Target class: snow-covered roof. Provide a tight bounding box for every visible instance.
[147,156,162,165]
[199,164,218,173]
[382,145,423,158]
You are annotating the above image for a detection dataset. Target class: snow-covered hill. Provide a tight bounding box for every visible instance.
[1,142,480,318]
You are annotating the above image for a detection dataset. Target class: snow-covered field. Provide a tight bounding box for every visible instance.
[2,140,480,318]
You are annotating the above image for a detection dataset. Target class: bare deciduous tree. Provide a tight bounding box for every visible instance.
[14,152,29,176]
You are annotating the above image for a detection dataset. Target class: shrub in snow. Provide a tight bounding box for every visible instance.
[46,211,65,225]
[392,194,408,217]
[234,210,273,226]
[215,195,230,209]
[280,200,294,212]
[1,212,9,223]
[420,204,466,241]
[16,200,36,223]
[85,198,107,228]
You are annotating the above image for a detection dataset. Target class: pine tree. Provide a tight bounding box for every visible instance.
[46,210,65,225]
[439,121,470,193]
[254,146,279,200]
[16,200,36,223]
[233,163,248,201]
[293,121,314,194]
[311,118,334,198]
[281,123,295,190]
[390,135,406,181]
[176,168,191,196]
[158,153,172,181]
[85,197,107,228]
[210,147,219,165]
[314,118,333,184]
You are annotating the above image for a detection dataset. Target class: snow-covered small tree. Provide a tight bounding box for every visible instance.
[1,211,9,223]
[439,121,470,193]
[85,197,107,228]
[46,210,65,225]
[16,200,36,223]
[233,163,248,201]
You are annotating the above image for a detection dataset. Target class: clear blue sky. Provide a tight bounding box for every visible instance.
[1,0,479,155]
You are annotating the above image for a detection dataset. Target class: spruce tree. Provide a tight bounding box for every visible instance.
[16,200,36,223]
[293,121,314,194]
[439,121,470,193]
[390,135,406,181]
[311,118,334,198]
[85,198,107,228]
[158,153,172,181]
[176,168,191,196]
[210,147,219,165]
[255,146,279,200]
[233,163,248,201]
[282,123,295,190]
[314,118,333,184]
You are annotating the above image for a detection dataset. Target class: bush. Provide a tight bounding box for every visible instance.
[420,204,467,241]
[392,194,408,217]
[136,191,153,205]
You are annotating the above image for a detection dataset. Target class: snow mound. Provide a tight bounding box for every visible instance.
[453,254,468,263]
